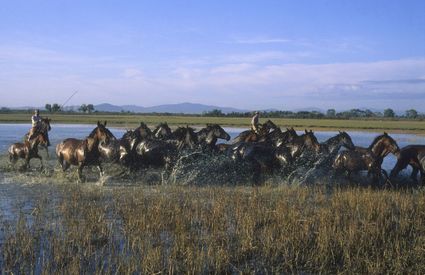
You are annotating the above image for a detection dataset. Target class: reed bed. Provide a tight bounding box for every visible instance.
[1,184,425,273]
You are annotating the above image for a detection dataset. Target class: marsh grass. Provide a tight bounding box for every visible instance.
[1,182,425,273]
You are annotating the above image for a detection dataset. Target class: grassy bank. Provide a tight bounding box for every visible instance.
[1,113,425,133]
[1,184,425,273]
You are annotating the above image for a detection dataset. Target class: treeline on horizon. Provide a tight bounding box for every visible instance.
[0,106,424,120]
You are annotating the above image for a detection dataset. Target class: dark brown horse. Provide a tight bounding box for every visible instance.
[231,120,278,144]
[133,126,199,170]
[197,124,230,151]
[135,122,153,139]
[27,117,52,156]
[9,132,47,169]
[56,121,115,181]
[390,145,425,184]
[285,129,321,159]
[153,122,173,140]
[333,133,399,182]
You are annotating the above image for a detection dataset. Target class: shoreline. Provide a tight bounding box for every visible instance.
[1,121,425,135]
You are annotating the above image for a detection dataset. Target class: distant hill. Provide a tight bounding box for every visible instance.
[93,102,248,114]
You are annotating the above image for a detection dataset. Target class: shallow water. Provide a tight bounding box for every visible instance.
[1,123,425,172]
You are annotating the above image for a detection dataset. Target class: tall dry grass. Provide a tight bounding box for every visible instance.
[1,184,425,273]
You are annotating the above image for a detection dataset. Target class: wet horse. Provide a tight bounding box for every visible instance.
[231,120,279,144]
[264,127,298,147]
[285,129,321,159]
[333,133,399,182]
[56,121,116,181]
[390,145,425,184]
[132,126,199,170]
[8,132,47,169]
[153,122,173,140]
[27,117,52,156]
[135,122,153,139]
[197,124,230,151]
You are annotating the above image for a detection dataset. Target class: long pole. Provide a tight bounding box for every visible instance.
[60,91,78,110]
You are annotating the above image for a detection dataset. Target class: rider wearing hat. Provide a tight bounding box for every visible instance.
[28,109,42,140]
[251,111,260,133]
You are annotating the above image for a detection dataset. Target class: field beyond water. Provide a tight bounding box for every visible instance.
[1,113,425,133]
[1,182,425,274]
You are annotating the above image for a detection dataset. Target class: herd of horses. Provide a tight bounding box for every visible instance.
[6,118,425,185]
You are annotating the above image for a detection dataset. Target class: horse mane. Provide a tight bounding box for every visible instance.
[368,133,388,150]
[88,124,115,140]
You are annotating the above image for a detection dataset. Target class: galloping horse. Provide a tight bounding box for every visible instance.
[232,120,278,144]
[153,122,173,140]
[285,129,321,159]
[133,126,199,170]
[320,131,355,155]
[390,145,425,184]
[265,127,298,147]
[197,124,230,151]
[333,133,399,182]
[9,132,47,169]
[56,121,115,181]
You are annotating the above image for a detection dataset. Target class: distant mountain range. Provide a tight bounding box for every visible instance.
[90,102,249,114]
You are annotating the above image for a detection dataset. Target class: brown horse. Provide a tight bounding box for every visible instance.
[333,133,399,182]
[8,132,47,169]
[390,145,425,184]
[231,120,278,143]
[56,121,115,181]
[26,117,52,156]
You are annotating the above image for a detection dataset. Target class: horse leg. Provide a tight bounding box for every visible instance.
[44,145,50,159]
[410,166,419,183]
[77,163,85,182]
[97,162,104,177]
[390,160,408,180]
[35,154,43,169]
[9,153,17,165]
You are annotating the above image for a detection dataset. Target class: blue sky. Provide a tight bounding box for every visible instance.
[1,0,424,111]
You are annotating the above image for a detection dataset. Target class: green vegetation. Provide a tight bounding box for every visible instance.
[1,184,424,273]
[1,112,425,133]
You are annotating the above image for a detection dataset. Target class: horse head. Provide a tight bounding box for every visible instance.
[153,122,172,139]
[338,131,355,150]
[303,129,321,153]
[262,120,278,132]
[206,124,230,141]
[89,121,116,143]
[136,122,153,139]
[40,117,52,132]
[370,132,400,157]
[173,126,198,150]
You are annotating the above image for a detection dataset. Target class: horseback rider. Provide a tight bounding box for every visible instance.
[251,111,260,133]
[28,109,42,140]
